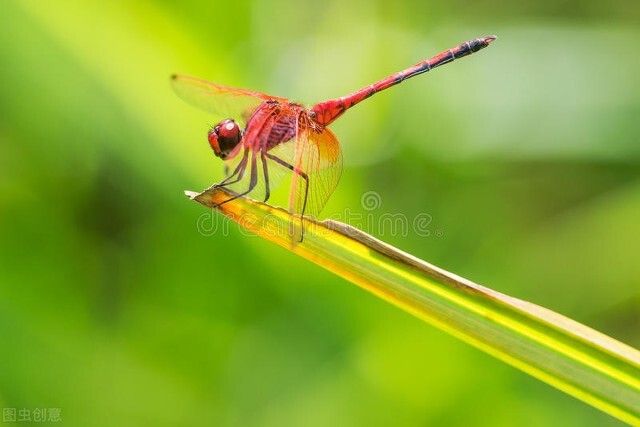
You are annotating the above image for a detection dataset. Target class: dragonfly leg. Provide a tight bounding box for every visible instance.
[264,152,310,241]
[264,152,309,215]
[216,148,249,188]
[260,151,271,203]
[216,152,258,207]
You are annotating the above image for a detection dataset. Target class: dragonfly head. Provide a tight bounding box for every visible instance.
[209,118,242,159]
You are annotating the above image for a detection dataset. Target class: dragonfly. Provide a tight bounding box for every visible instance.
[173,35,496,220]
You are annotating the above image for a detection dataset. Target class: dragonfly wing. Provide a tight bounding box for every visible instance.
[171,74,284,127]
[269,121,343,218]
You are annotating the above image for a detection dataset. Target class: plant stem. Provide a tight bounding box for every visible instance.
[187,187,640,425]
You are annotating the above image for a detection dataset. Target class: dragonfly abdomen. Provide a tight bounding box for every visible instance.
[310,35,496,127]
[368,36,496,99]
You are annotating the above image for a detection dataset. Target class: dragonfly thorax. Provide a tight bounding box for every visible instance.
[208,118,242,159]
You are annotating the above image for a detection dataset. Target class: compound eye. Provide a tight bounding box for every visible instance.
[218,119,240,143]
[208,129,221,157]
[208,118,242,159]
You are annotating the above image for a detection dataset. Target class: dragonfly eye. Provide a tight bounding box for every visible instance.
[209,118,242,159]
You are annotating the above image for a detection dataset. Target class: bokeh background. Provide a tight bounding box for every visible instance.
[1,0,639,426]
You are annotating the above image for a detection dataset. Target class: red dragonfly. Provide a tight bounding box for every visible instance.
[173,35,495,218]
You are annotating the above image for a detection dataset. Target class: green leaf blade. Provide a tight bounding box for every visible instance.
[188,187,640,425]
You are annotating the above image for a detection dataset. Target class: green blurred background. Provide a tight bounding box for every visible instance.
[1,0,639,426]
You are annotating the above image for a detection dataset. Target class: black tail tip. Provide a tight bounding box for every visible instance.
[484,35,497,45]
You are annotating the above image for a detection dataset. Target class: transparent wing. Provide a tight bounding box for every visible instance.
[270,122,343,218]
[171,74,285,127]
[212,110,342,219]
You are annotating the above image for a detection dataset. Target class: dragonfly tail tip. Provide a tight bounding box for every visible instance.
[484,35,497,44]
